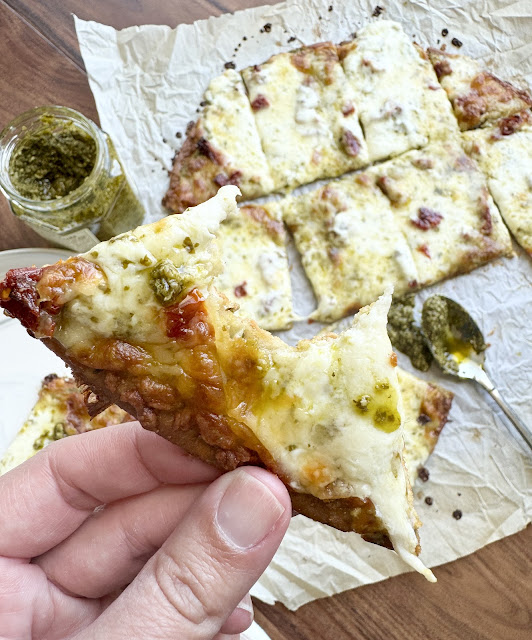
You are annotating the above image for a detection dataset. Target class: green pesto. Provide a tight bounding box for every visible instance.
[9,118,96,200]
[353,381,401,433]
[387,294,433,372]
[150,259,184,306]
[32,422,67,451]
[422,295,486,374]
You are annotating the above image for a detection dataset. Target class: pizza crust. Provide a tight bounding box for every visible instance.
[427,48,532,131]
[462,115,532,256]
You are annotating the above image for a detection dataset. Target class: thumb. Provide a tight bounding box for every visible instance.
[82,467,291,640]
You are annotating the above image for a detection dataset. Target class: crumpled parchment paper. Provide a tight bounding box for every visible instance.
[71,0,532,610]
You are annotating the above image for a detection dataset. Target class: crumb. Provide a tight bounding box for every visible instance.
[224,61,236,70]
[441,44,447,51]
[453,509,463,520]
[441,28,449,37]
[452,37,463,48]
[307,318,315,325]
[418,467,430,482]
[425,496,433,506]
[372,5,384,17]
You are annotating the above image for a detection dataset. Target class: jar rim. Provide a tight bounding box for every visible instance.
[0,105,107,211]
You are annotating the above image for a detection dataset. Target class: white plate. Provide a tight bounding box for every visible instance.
[0,248,73,454]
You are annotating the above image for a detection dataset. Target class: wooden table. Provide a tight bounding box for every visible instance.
[1,1,530,638]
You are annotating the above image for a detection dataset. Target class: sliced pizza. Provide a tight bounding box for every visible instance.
[462,112,532,256]
[163,69,273,213]
[397,369,453,487]
[339,21,458,162]
[369,141,514,286]
[215,203,295,330]
[0,186,433,580]
[281,173,418,323]
[427,48,532,131]
[241,42,369,191]
[0,375,132,475]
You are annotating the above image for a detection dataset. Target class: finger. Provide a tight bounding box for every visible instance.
[35,483,208,598]
[0,421,220,559]
[219,594,253,636]
[77,467,290,640]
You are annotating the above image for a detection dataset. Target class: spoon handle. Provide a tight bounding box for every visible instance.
[476,378,532,451]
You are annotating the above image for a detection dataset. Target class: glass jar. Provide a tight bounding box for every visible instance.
[0,106,145,252]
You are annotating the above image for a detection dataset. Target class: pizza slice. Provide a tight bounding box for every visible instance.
[339,21,458,162]
[427,47,532,131]
[369,141,513,286]
[0,186,433,580]
[0,375,132,475]
[214,203,295,330]
[281,173,419,323]
[397,369,453,487]
[241,42,369,190]
[462,111,532,256]
[163,69,274,213]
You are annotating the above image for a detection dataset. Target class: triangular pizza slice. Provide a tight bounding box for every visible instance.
[0,186,433,580]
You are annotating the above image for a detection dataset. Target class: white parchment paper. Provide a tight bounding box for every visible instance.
[72,0,532,609]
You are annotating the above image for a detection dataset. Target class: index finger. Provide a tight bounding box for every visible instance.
[0,421,220,559]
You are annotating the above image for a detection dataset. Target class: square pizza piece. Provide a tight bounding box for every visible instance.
[339,21,458,162]
[281,174,419,322]
[462,112,532,256]
[163,69,274,213]
[370,141,513,286]
[427,48,532,131]
[215,204,295,330]
[241,43,369,191]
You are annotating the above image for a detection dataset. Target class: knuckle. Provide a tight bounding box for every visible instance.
[152,547,222,629]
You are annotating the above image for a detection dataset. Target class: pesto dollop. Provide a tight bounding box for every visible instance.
[422,295,486,374]
[387,294,433,372]
[9,117,96,200]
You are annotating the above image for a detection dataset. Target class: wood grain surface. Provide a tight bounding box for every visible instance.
[0,2,530,638]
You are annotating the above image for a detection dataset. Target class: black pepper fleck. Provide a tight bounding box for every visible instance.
[263,23,272,33]
[176,132,182,139]
[457,492,462,497]
[441,28,449,37]
[288,36,296,43]
[224,61,236,70]
[328,4,333,11]
[453,509,463,520]
[452,37,463,48]
[162,137,167,144]
[243,36,247,41]
[418,467,430,482]
[199,101,207,107]
[372,5,384,17]
[425,496,433,506]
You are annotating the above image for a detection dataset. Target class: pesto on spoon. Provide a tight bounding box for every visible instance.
[422,295,532,452]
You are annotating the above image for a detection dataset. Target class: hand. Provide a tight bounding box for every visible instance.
[0,421,291,639]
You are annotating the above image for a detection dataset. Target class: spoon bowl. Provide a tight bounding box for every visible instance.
[421,294,532,451]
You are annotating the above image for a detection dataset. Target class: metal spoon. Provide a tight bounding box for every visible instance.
[421,294,532,451]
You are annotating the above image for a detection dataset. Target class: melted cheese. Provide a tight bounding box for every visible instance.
[463,125,532,255]
[223,292,433,580]
[215,204,295,330]
[57,186,240,349]
[368,141,513,285]
[203,70,274,197]
[281,175,419,322]
[341,21,458,161]
[241,46,369,190]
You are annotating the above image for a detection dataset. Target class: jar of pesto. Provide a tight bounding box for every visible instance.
[0,106,144,251]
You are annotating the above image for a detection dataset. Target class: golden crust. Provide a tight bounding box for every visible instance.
[43,335,392,546]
